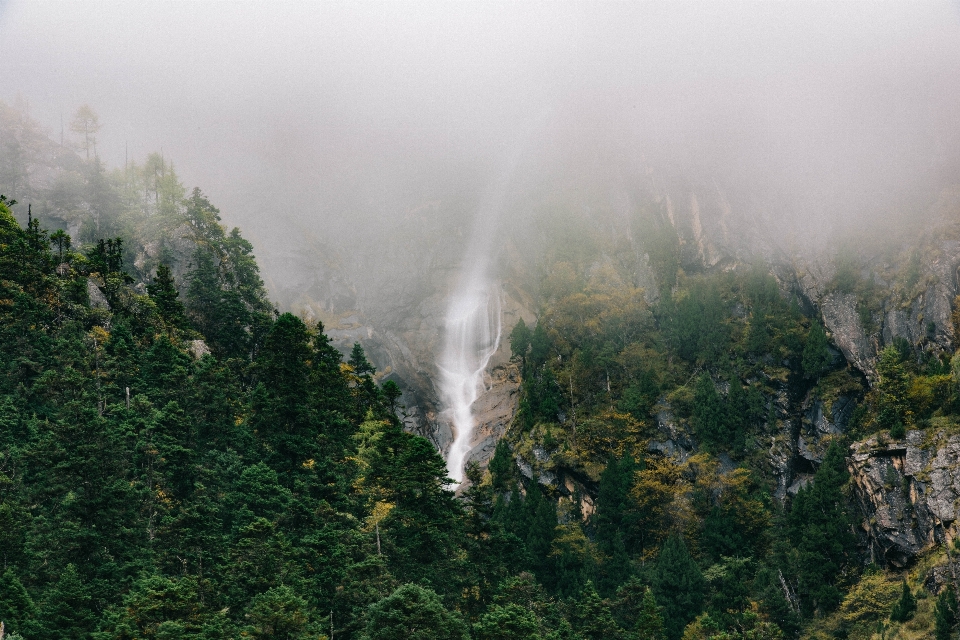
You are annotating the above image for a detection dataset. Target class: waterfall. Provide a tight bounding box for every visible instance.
[438,140,532,484]
[439,280,502,485]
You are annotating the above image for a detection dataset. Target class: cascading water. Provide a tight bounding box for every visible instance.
[438,139,532,484]
[439,281,502,484]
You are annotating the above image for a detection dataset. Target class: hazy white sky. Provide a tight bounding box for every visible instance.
[2,1,960,253]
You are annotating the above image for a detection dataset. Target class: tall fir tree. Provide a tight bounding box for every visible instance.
[650,534,707,640]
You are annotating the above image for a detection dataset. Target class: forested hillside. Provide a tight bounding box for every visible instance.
[5,98,960,640]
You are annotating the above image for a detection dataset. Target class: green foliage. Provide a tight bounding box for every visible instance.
[473,603,540,640]
[39,563,97,638]
[10,105,960,640]
[889,580,916,623]
[876,345,910,438]
[510,318,532,361]
[620,369,659,420]
[147,262,187,330]
[651,534,707,640]
[360,584,468,640]
[693,375,725,450]
[488,439,513,491]
[0,569,39,637]
[570,580,625,639]
[803,321,832,379]
[659,278,730,365]
[634,586,666,640]
[785,442,855,617]
[246,586,313,639]
[691,375,751,454]
[0,201,471,638]
[934,584,957,640]
[350,342,376,376]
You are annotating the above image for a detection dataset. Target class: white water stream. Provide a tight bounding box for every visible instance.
[439,281,502,484]
[437,139,533,484]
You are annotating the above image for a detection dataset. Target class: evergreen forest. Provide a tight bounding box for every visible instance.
[3,101,960,640]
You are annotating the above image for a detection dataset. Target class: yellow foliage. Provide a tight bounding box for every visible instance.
[907,374,951,418]
[353,413,390,473]
[632,456,683,555]
[550,522,593,560]
[88,325,110,345]
[575,409,648,461]
[364,501,395,532]
[839,571,899,625]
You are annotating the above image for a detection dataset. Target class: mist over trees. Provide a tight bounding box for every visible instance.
[3,2,960,639]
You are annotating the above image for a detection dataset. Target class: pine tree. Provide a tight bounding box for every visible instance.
[594,455,638,594]
[523,482,558,584]
[0,569,38,637]
[595,455,636,547]
[802,321,832,379]
[877,345,909,439]
[889,579,916,622]
[934,584,957,640]
[473,603,540,640]
[460,463,528,620]
[725,377,748,453]
[349,342,376,377]
[147,263,186,329]
[786,441,854,616]
[40,563,97,638]
[693,374,725,451]
[251,313,317,473]
[635,587,666,640]
[246,586,310,639]
[360,584,468,640]
[488,439,513,492]
[571,580,623,639]
[509,318,532,362]
[650,534,707,640]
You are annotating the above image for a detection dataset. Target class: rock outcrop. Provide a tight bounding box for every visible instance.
[849,430,960,567]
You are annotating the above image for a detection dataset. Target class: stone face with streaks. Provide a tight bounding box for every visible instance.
[848,430,960,567]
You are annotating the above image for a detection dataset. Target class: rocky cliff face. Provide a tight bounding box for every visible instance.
[790,189,960,386]
[849,430,960,567]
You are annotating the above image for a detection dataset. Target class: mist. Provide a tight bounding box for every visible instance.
[3,1,960,282]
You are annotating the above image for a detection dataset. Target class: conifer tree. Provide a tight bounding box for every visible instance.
[460,462,528,618]
[360,584,468,640]
[635,587,666,640]
[786,441,854,616]
[650,534,707,640]
[40,563,97,638]
[349,342,376,377]
[889,579,916,622]
[571,580,623,639]
[473,603,540,640]
[0,569,38,637]
[523,482,558,584]
[725,377,748,453]
[594,455,638,594]
[693,374,724,450]
[595,455,637,548]
[935,584,957,640]
[147,262,186,329]
[251,313,317,473]
[510,317,532,363]
[877,345,909,439]
[488,439,513,492]
[802,321,832,379]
